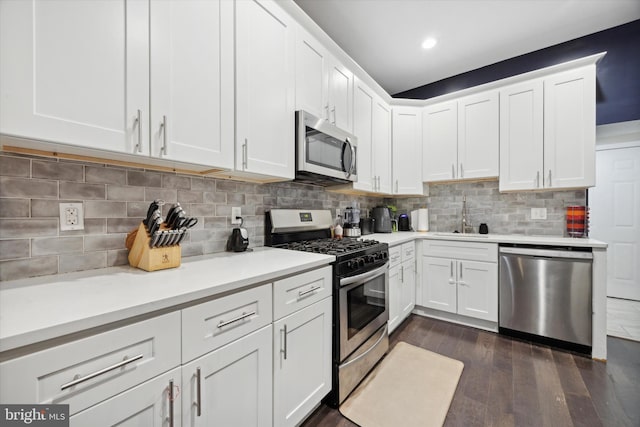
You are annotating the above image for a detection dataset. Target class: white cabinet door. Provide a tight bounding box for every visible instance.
[150,0,234,168]
[388,264,401,333]
[327,57,353,132]
[423,101,458,182]
[273,297,332,427]
[295,27,329,120]
[373,98,393,194]
[70,368,180,427]
[182,325,273,427]
[392,107,423,195]
[458,91,499,180]
[421,256,457,314]
[0,0,149,154]
[401,259,416,321]
[544,66,596,189]
[236,0,295,179]
[456,260,498,322]
[353,78,375,192]
[499,79,544,191]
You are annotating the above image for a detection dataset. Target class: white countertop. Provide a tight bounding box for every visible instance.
[367,231,607,248]
[0,247,334,353]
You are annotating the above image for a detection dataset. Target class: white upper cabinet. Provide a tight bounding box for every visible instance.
[353,78,375,192]
[373,98,393,194]
[499,79,545,191]
[423,101,458,181]
[392,107,423,195]
[0,0,149,154]
[500,65,596,191]
[150,0,234,168]
[295,27,329,120]
[422,91,498,182]
[328,58,354,132]
[236,0,295,179]
[543,66,596,189]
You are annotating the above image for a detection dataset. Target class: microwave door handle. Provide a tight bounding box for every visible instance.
[341,140,350,178]
[348,138,356,176]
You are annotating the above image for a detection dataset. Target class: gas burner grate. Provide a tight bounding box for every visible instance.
[277,238,381,255]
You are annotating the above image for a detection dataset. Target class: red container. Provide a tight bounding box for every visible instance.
[566,206,588,237]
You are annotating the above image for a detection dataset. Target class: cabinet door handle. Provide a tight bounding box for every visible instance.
[60,354,144,390]
[448,261,455,284]
[283,325,288,360]
[325,104,330,121]
[548,170,552,187]
[242,139,248,169]
[460,163,464,178]
[299,285,321,297]
[460,262,463,280]
[217,311,256,328]
[331,106,336,124]
[134,109,142,153]
[395,179,399,193]
[452,164,455,179]
[401,265,404,282]
[536,171,540,188]
[168,379,175,427]
[160,115,168,156]
[196,367,202,417]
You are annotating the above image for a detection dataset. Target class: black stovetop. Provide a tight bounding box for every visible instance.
[275,238,381,256]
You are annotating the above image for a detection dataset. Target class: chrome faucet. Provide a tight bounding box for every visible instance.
[461,195,472,234]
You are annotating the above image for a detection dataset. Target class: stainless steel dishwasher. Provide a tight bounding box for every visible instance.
[499,245,593,349]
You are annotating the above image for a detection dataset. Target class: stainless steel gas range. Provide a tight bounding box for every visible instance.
[266,209,389,406]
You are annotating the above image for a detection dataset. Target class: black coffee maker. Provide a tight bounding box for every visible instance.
[227,218,249,252]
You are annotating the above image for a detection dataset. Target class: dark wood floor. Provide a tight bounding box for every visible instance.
[302,315,640,427]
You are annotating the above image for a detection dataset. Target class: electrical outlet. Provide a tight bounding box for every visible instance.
[59,203,84,231]
[231,207,242,224]
[531,208,547,220]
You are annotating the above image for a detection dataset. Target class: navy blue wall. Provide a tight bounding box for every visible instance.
[393,20,640,125]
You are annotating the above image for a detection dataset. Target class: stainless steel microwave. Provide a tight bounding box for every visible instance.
[295,110,357,184]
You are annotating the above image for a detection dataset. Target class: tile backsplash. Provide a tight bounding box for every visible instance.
[0,153,586,281]
[0,153,382,281]
[394,180,586,236]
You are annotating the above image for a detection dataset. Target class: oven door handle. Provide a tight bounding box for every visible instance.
[340,262,388,287]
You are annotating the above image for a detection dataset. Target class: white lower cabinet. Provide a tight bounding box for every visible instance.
[421,240,498,322]
[273,296,332,427]
[389,242,416,334]
[182,325,273,427]
[70,367,181,427]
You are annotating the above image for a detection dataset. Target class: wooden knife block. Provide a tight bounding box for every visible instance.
[128,222,181,272]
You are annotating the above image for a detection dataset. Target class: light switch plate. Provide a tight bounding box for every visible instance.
[531,208,547,220]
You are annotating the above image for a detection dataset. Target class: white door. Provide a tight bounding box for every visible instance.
[456,260,498,321]
[422,101,458,182]
[70,368,180,427]
[295,27,328,120]
[392,107,423,195]
[458,91,499,180]
[590,145,640,301]
[273,297,332,427]
[421,257,457,314]
[400,260,416,320]
[0,0,149,154]
[499,79,544,191]
[373,98,393,194]
[236,0,295,179]
[182,325,273,427]
[353,79,374,192]
[150,0,234,168]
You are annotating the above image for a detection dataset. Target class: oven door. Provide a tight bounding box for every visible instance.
[338,262,389,361]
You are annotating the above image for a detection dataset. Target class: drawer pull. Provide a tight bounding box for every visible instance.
[168,379,175,427]
[217,311,256,328]
[299,285,321,297]
[196,367,202,417]
[60,353,144,391]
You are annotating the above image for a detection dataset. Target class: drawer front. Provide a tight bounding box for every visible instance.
[0,311,181,416]
[389,245,402,267]
[402,242,415,262]
[273,266,332,320]
[182,283,272,363]
[422,239,498,262]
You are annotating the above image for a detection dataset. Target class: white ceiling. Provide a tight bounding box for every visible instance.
[293,0,640,95]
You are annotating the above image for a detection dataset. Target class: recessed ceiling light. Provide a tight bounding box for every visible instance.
[422,38,437,49]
